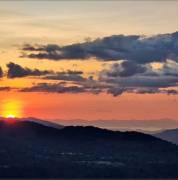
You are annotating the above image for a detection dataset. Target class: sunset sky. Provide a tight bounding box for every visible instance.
[0,1,178,121]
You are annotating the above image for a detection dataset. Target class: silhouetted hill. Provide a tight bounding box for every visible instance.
[57,119,178,131]
[0,119,178,178]
[154,128,178,145]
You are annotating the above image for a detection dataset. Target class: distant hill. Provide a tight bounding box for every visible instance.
[154,129,178,145]
[0,117,64,129]
[56,119,178,131]
[0,119,178,178]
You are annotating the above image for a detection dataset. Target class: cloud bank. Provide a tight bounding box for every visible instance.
[3,31,178,96]
[22,31,178,63]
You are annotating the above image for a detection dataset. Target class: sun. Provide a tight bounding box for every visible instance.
[6,114,15,118]
[1,99,23,118]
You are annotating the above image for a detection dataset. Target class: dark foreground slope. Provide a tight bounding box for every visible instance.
[0,120,178,178]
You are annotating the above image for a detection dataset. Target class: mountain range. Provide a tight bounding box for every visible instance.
[154,128,178,145]
[0,118,178,178]
[55,119,178,132]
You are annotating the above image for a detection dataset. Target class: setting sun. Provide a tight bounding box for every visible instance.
[1,99,23,118]
[6,114,15,118]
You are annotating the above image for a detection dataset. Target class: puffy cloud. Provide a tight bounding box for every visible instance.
[7,62,53,78]
[100,59,178,86]
[13,31,178,96]
[105,61,147,77]
[98,59,178,96]
[22,31,178,63]
[160,60,178,76]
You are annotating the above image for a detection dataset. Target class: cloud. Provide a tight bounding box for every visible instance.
[43,70,85,82]
[22,43,88,60]
[10,60,178,96]
[20,83,85,93]
[19,81,178,97]
[100,59,178,85]
[161,60,178,76]
[19,82,104,94]
[107,87,125,96]
[7,62,53,78]
[6,62,91,85]
[8,60,178,97]
[101,74,178,88]
[11,31,178,96]
[106,87,162,96]
[6,62,87,83]
[22,31,178,63]
[98,59,178,96]
[166,89,178,95]
[105,61,147,77]
[0,67,3,78]
[44,73,85,82]
[0,86,11,91]
[106,86,178,96]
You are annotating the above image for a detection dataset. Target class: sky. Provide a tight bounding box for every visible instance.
[0,1,178,121]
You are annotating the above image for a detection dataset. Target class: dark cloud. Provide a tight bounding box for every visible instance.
[19,80,178,97]
[107,87,125,96]
[99,59,178,89]
[7,62,53,78]
[0,87,11,91]
[101,74,178,88]
[166,89,178,95]
[13,31,178,96]
[22,43,88,60]
[6,62,86,82]
[0,67,3,78]
[97,59,178,96]
[106,86,178,97]
[22,31,178,63]
[106,87,161,96]
[44,73,85,82]
[43,70,85,82]
[131,87,160,94]
[65,70,83,75]
[20,83,85,93]
[22,44,61,52]
[6,62,89,84]
[106,61,147,77]
[161,60,178,76]
[19,82,104,95]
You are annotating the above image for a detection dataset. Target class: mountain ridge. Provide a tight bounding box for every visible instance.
[154,128,178,145]
[0,118,178,178]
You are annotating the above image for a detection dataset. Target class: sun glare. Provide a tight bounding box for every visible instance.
[6,114,15,118]
[1,99,23,118]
